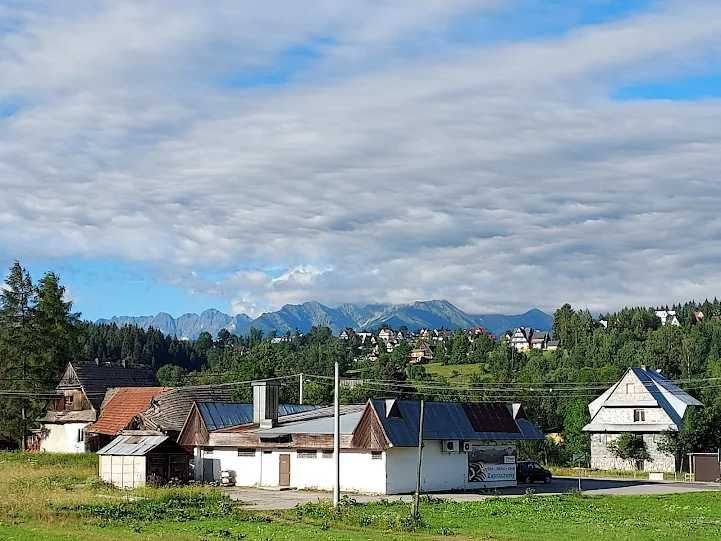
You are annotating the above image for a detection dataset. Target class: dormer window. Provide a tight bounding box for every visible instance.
[633,409,645,422]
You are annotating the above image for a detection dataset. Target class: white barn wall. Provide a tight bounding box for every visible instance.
[40,422,89,453]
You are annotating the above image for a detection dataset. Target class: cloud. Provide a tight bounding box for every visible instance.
[2,1,721,316]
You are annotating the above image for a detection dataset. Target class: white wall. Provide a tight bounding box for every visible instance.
[203,442,516,495]
[99,455,146,488]
[201,447,386,493]
[386,442,517,494]
[40,422,88,453]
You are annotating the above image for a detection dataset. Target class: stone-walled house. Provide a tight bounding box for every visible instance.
[583,367,702,472]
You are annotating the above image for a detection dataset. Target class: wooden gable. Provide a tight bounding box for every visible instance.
[351,403,390,451]
[177,403,210,447]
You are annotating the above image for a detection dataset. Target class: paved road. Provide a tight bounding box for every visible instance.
[225,477,721,510]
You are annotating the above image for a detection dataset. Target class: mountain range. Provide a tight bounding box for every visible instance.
[97,300,553,340]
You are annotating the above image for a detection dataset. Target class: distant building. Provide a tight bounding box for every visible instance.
[409,342,434,364]
[509,328,555,352]
[583,367,702,472]
[378,328,394,343]
[655,310,680,327]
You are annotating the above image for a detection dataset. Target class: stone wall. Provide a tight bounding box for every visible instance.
[590,433,675,473]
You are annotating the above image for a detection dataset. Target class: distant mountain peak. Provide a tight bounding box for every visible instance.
[98,300,552,340]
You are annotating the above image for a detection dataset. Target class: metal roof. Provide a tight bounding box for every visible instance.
[370,400,544,446]
[197,402,320,431]
[258,406,365,436]
[97,433,170,456]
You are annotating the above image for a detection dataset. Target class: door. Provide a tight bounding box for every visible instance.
[279,454,290,487]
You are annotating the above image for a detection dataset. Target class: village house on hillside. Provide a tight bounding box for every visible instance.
[583,367,702,472]
[33,361,156,453]
[655,309,680,326]
[507,327,555,352]
[175,380,543,494]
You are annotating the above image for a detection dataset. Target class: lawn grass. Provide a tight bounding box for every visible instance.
[1,452,720,540]
[424,362,484,382]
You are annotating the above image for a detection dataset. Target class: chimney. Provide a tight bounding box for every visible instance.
[252,380,280,428]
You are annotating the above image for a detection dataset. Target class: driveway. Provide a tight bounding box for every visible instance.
[225,477,721,510]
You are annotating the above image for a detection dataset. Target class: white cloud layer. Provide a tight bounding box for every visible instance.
[2,0,721,316]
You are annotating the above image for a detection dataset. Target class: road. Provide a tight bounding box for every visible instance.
[225,477,721,510]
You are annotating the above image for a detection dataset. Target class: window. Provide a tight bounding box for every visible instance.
[633,409,645,422]
[65,395,74,410]
[77,429,84,443]
[237,448,255,457]
[263,450,272,455]
[204,447,214,455]
[297,450,317,459]
[371,451,382,460]
[321,450,333,458]
[626,383,635,395]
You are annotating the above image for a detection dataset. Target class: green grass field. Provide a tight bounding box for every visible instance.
[423,362,484,382]
[1,452,720,540]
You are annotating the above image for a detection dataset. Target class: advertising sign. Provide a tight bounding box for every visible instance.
[467,445,517,483]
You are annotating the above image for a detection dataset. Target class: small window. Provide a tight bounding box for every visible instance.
[237,448,255,457]
[321,450,333,458]
[297,450,317,459]
[263,450,272,455]
[204,447,214,455]
[626,383,634,395]
[633,409,645,422]
[77,429,84,443]
[371,451,382,460]
[65,395,74,410]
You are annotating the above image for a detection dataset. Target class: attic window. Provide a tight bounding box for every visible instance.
[633,409,645,422]
[385,399,402,419]
[626,383,635,395]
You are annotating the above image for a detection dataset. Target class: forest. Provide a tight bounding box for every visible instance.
[2,260,721,466]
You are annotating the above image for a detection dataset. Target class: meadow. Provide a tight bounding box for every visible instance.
[1,452,720,540]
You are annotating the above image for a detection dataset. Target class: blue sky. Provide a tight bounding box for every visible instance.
[2,0,721,321]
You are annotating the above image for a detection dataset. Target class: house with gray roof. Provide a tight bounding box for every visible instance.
[177,381,543,494]
[36,361,156,453]
[583,367,703,472]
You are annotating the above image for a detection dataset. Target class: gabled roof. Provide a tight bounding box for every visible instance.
[367,399,543,447]
[138,385,236,433]
[97,431,187,456]
[584,367,703,432]
[57,362,156,410]
[87,387,171,435]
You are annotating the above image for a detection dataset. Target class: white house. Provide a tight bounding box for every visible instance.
[583,367,702,472]
[178,381,544,494]
[655,310,680,326]
[35,361,156,453]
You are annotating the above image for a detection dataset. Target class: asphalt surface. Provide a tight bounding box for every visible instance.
[225,477,721,510]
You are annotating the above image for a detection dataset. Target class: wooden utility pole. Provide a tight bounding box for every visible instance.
[333,361,340,507]
[412,399,425,520]
[299,373,304,405]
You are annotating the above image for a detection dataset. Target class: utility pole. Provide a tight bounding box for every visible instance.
[412,399,425,521]
[333,361,340,507]
[21,404,26,452]
[299,373,304,405]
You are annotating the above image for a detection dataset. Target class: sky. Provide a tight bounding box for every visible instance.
[2,0,721,321]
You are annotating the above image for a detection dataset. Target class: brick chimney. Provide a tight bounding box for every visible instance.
[252,380,280,428]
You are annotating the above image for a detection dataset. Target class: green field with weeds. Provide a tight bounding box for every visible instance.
[423,362,484,382]
[1,452,720,540]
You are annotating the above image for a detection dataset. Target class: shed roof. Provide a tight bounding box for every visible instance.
[257,405,366,436]
[97,433,170,456]
[87,387,171,435]
[197,402,320,431]
[369,400,543,446]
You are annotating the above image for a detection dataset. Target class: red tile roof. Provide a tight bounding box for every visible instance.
[87,387,171,435]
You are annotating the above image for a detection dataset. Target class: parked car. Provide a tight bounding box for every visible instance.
[517,461,552,484]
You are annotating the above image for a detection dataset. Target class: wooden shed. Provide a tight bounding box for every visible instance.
[97,431,190,488]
